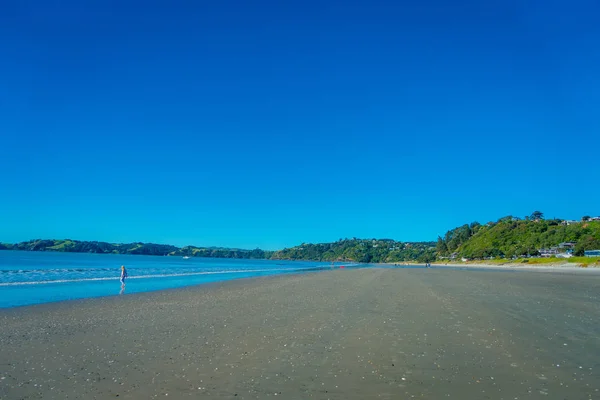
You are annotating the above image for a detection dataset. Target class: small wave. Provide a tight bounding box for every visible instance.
[0,267,116,274]
[0,267,310,286]
[0,276,120,286]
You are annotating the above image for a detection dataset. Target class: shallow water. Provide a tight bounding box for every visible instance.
[0,251,360,307]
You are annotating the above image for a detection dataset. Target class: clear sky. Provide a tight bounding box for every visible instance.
[1,0,599,250]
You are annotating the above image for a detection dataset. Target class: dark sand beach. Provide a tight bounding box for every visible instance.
[1,268,599,399]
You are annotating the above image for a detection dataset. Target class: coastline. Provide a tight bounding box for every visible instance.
[432,262,600,274]
[0,252,334,308]
[385,261,600,273]
[2,268,599,399]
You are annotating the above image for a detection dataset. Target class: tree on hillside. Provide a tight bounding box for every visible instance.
[574,236,600,256]
[436,236,448,255]
[469,221,481,230]
[582,216,591,222]
[530,211,544,221]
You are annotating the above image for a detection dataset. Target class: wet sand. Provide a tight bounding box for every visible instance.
[1,268,599,399]
[430,263,600,274]
[389,262,600,272]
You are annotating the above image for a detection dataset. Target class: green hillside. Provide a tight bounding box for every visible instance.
[0,239,274,259]
[178,246,272,259]
[271,238,436,263]
[0,238,436,263]
[437,214,600,259]
[6,239,179,256]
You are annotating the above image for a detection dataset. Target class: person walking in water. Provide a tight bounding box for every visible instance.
[120,265,128,287]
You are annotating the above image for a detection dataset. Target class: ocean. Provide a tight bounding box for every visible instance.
[0,251,356,308]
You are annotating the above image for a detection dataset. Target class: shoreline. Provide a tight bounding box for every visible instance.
[4,260,599,310]
[0,253,335,309]
[384,260,600,273]
[431,262,600,274]
[0,268,320,311]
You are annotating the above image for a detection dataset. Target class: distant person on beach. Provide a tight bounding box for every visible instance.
[120,265,128,286]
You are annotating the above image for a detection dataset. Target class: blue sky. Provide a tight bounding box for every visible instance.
[1,0,599,250]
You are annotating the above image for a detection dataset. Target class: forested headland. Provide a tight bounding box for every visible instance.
[436,212,600,259]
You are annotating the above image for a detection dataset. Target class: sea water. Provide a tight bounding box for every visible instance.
[0,251,358,308]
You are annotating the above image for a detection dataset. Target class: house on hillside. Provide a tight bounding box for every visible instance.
[559,242,577,248]
[539,248,559,257]
[561,220,579,226]
[440,252,458,260]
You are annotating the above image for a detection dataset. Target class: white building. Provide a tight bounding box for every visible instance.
[584,250,600,257]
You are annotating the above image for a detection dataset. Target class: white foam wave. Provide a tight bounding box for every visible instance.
[0,267,307,287]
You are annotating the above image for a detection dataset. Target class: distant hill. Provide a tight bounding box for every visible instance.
[0,238,435,262]
[177,245,273,259]
[437,215,600,259]
[3,213,598,262]
[1,239,276,258]
[271,238,437,263]
[4,239,180,256]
